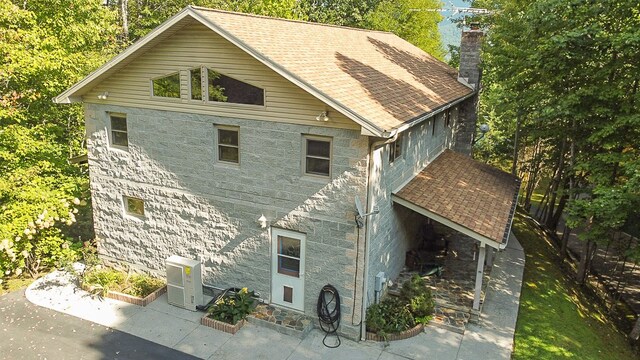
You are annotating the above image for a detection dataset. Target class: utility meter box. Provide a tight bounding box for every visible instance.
[165,255,203,311]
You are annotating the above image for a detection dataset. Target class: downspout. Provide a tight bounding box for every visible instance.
[360,131,398,341]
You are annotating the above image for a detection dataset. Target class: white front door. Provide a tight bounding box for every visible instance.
[271,228,305,311]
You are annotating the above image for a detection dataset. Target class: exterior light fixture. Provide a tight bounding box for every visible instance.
[473,123,490,145]
[258,214,268,229]
[97,92,109,100]
[315,111,329,122]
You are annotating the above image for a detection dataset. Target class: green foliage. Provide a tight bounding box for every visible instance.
[207,287,256,325]
[82,267,165,298]
[511,212,637,359]
[474,0,640,248]
[364,0,445,59]
[0,0,117,279]
[366,297,415,336]
[399,274,435,320]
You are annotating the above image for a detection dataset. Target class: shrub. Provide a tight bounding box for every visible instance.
[82,267,164,298]
[366,297,415,335]
[400,274,434,322]
[207,288,256,325]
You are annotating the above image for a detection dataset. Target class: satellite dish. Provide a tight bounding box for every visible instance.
[355,197,365,218]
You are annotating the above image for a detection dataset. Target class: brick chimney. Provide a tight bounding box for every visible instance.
[454,24,484,156]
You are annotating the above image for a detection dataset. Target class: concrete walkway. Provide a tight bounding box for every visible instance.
[24,236,524,360]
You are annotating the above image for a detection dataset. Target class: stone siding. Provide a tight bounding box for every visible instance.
[365,109,458,304]
[85,103,368,338]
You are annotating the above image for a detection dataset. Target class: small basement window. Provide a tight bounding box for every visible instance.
[124,196,144,217]
[152,73,180,98]
[389,134,403,163]
[217,126,239,164]
[110,114,128,148]
[304,136,331,177]
[207,69,264,106]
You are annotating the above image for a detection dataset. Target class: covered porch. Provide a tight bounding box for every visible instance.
[390,149,520,331]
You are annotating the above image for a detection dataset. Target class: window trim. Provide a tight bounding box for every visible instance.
[389,133,404,163]
[123,195,145,219]
[216,125,240,165]
[188,67,204,101]
[150,72,181,100]
[302,135,332,178]
[108,113,128,150]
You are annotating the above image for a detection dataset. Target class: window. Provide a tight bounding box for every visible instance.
[445,109,451,127]
[124,196,144,217]
[207,69,264,106]
[217,126,239,163]
[152,73,180,98]
[389,134,403,163]
[110,114,128,147]
[190,68,202,100]
[304,136,331,177]
[432,117,437,136]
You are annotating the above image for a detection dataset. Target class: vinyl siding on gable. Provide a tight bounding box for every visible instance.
[84,21,359,130]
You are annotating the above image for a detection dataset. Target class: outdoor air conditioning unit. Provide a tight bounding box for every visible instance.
[166,255,203,311]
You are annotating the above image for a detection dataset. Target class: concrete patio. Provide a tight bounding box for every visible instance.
[23,235,524,360]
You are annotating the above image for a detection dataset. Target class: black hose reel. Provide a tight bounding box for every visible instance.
[317,284,341,348]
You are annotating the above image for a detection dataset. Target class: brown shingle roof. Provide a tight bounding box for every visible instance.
[193,7,473,132]
[394,150,520,244]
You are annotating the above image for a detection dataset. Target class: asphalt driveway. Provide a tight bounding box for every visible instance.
[0,289,197,360]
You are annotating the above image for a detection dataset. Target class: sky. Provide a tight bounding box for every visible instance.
[438,0,471,55]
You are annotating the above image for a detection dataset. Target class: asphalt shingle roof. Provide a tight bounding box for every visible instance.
[394,150,521,244]
[194,7,473,131]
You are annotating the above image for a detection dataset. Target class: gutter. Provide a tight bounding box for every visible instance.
[499,179,522,250]
[360,131,398,341]
[393,91,476,134]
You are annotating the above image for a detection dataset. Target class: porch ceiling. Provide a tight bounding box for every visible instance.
[392,149,521,249]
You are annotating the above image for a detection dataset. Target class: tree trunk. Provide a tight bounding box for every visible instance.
[576,239,595,284]
[630,316,640,342]
[512,113,521,175]
[545,138,567,228]
[120,0,129,42]
[548,192,568,231]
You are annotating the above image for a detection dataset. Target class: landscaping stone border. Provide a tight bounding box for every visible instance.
[365,323,424,342]
[81,284,166,307]
[200,315,245,334]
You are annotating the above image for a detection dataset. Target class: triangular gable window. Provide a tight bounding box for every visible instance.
[152,72,180,98]
[207,70,264,106]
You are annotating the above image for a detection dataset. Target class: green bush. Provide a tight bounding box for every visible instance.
[366,297,415,335]
[82,267,164,298]
[207,288,256,325]
[400,274,434,322]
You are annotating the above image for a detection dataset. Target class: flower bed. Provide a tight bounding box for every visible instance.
[366,323,424,341]
[201,315,245,334]
[104,285,166,306]
[81,267,166,306]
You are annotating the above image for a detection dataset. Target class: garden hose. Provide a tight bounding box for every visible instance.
[317,284,341,348]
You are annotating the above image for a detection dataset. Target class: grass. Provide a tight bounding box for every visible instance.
[0,277,36,296]
[512,211,637,359]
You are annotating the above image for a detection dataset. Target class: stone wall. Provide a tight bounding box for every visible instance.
[84,103,368,339]
[364,109,457,305]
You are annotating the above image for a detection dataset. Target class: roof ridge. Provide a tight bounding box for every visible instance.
[188,5,394,36]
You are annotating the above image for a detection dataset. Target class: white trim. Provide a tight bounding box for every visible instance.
[53,7,195,104]
[391,195,503,250]
[302,134,332,179]
[53,6,386,137]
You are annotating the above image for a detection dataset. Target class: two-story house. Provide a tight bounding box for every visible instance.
[55,6,519,340]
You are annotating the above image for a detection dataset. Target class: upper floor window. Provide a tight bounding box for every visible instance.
[110,114,128,148]
[207,69,264,106]
[304,135,331,177]
[152,73,180,98]
[445,109,451,127]
[217,126,240,164]
[190,68,203,100]
[389,134,403,163]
